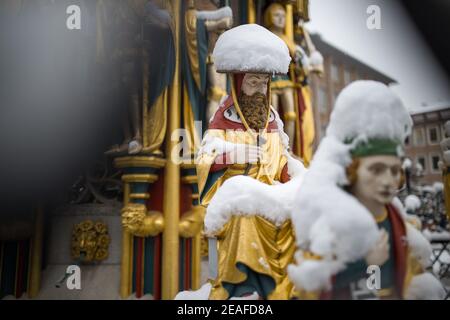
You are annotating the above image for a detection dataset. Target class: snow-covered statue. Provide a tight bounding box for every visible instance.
[195,24,306,300]
[263,2,323,162]
[288,81,445,300]
[264,3,298,151]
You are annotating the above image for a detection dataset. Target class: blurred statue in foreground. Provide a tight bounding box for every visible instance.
[288,81,445,300]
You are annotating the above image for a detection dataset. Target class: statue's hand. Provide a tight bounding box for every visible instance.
[222,144,261,165]
[294,45,308,65]
[365,229,389,267]
[205,16,233,32]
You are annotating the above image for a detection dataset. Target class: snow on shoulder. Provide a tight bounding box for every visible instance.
[203,107,305,234]
[213,24,291,75]
[204,154,306,234]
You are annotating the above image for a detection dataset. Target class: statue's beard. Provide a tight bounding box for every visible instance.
[238,92,269,130]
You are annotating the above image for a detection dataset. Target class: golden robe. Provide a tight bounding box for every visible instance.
[197,94,296,300]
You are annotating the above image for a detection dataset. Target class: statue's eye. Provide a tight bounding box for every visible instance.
[391,166,400,176]
[369,164,385,175]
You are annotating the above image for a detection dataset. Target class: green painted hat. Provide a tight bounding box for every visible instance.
[349,138,402,158]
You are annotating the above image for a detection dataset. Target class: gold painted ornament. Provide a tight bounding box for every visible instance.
[71,220,111,263]
[121,203,164,237]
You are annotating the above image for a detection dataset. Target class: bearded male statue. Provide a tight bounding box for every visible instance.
[196,24,300,300]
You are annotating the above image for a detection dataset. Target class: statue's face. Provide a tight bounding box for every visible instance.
[239,73,270,130]
[271,7,286,30]
[241,73,269,96]
[352,155,402,207]
[78,231,98,260]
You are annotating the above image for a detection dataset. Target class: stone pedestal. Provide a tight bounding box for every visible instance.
[37,203,124,299]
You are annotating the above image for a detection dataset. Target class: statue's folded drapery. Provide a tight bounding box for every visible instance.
[209,215,296,300]
[197,91,297,299]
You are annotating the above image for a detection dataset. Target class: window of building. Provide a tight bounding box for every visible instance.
[414,115,425,123]
[416,156,427,173]
[430,154,441,173]
[317,87,328,114]
[442,110,450,118]
[413,127,425,146]
[331,63,339,83]
[427,125,440,144]
[344,69,352,85]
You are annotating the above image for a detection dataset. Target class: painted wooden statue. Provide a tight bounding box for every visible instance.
[197,24,305,300]
[263,1,323,164]
[288,81,445,300]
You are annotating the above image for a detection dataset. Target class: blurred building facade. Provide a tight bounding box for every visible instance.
[308,34,450,187]
[309,34,396,148]
[405,103,450,185]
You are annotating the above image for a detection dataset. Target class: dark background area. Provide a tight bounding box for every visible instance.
[0,1,124,214]
[401,0,450,77]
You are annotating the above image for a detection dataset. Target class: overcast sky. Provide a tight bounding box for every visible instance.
[307,0,450,110]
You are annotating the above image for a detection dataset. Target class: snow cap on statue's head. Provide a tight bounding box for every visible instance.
[326,80,412,157]
[213,24,291,75]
